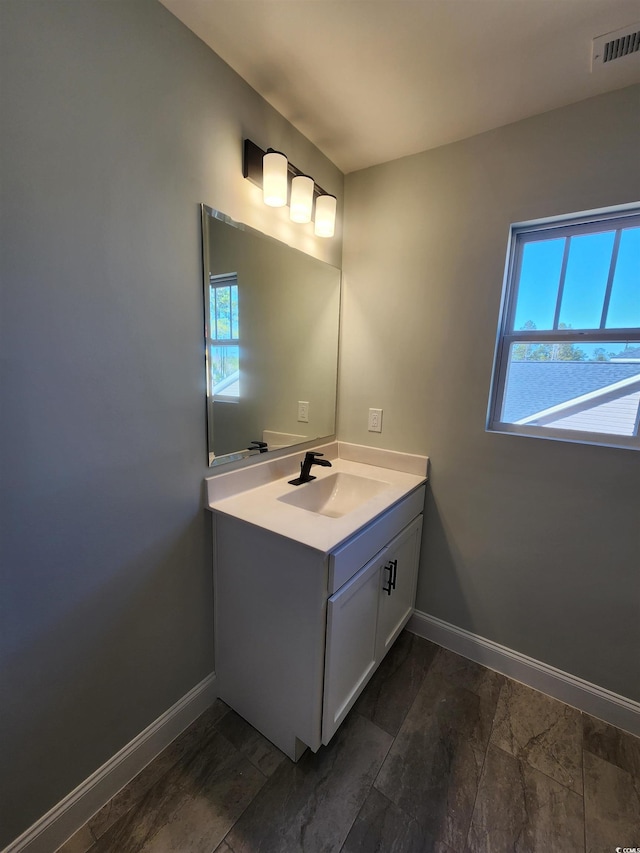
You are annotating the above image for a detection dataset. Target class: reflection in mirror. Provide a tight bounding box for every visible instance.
[202,206,341,467]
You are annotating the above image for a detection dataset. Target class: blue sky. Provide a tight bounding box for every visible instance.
[514,226,639,332]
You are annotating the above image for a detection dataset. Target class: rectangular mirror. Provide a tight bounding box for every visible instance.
[202,206,341,467]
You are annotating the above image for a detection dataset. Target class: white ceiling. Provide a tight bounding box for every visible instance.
[160,0,640,173]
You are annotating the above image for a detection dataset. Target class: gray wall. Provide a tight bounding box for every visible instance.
[340,85,640,703]
[0,1,342,845]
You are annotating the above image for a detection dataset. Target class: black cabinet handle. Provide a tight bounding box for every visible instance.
[383,559,398,595]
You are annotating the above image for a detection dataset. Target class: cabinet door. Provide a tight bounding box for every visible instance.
[376,515,423,662]
[322,548,388,745]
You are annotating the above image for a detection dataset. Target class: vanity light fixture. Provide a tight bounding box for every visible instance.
[262,150,288,207]
[290,174,314,223]
[243,139,337,237]
[314,194,337,238]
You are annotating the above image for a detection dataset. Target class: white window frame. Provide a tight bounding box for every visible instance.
[206,273,240,403]
[487,204,640,451]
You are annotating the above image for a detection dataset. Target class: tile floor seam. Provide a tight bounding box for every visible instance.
[365,643,436,798]
[91,782,171,853]
[489,739,586,800]
[463,678,502,853]
[215,728,274,782]
[355,709,396,770]
[515,751,534,852]
[88,718,263,853]
[193,727,273,852]
[336,798,363,853]
[342,715,397,852]
[89,792,145,846]
[87,706,234,846]
[581,729,588,853]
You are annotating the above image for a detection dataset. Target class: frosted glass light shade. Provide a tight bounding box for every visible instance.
[290,175,314,223]
[314,194,337,238]
[263,151,288,207]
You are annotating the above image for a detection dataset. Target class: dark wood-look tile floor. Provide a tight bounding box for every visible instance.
[57,632,640,853]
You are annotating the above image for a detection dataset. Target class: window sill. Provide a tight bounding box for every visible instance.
[487,422,640,452]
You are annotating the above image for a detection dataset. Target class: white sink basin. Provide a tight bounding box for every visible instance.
[278,472,390,518]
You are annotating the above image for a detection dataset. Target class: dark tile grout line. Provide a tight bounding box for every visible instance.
[489,711,582,792]
[463,676,503,853]
[88,704,242,851]
[582,741,588,853]
[214,727,279,853]
[336,709,405,853]
[341,639,437,852]
[342,642,472,853]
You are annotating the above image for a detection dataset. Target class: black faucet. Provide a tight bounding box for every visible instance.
[288,451,332,485]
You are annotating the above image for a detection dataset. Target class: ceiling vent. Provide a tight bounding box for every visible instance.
[592,23,640,71]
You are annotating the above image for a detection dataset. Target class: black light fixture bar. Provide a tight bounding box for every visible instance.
[242,138,329,201]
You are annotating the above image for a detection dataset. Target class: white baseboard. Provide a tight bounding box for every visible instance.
[408,610,640,737]
[3,674,217,853]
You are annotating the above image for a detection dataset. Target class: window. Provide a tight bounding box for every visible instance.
[488,206,640,450]
[206,273,239,401]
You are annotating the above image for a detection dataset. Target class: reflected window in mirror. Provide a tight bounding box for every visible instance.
[207,273,240,401]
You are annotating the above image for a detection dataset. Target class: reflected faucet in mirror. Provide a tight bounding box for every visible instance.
[247,441,268,454]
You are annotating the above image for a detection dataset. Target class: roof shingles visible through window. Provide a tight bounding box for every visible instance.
[503,362,640,422]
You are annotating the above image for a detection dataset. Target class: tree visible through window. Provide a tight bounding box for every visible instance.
[488,207,640,449]
[207,273,239,400]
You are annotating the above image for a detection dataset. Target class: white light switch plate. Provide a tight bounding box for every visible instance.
[368,408,383,432]
[298,401,309,423]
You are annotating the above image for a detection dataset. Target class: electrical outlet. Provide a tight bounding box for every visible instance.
[298,401,309,423]
[368,407,383,432]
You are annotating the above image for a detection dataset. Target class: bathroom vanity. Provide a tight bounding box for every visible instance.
[205,442,428,760]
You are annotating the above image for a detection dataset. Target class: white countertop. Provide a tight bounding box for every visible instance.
[205,443,428,554]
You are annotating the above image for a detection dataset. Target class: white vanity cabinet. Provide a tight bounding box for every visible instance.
[212,482,425,760]
[322,514,422,744]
